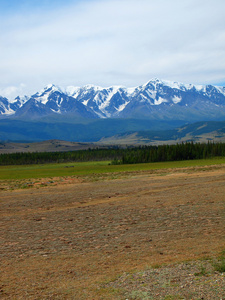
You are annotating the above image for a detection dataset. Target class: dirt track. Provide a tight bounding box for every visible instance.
[1,167,225,299]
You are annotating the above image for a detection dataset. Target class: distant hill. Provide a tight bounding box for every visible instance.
[1,121,225,153]
[0,118,184,142]
[0,140,100,154]
[99,121,225,145]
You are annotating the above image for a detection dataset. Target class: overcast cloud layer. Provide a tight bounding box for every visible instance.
[0,0,225,99]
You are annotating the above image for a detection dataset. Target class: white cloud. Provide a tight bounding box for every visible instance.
[0,84,27,100]
[0,0,225,98]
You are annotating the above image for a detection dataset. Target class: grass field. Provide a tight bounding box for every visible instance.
[1,157,225,180]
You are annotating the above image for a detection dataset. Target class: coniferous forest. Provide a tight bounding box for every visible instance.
[111,141,225,165]
[0,147,122,165]
[0,141,225,166]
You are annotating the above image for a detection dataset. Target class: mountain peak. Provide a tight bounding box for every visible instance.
[143,78,161,87]
[33,84,63,100]
[43,84,62,93]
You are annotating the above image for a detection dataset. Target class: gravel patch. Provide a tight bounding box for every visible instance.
[105,259,225,299]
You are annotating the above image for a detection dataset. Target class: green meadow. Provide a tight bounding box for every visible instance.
[0,157,225,181]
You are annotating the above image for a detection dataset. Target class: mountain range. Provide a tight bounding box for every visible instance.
[1,79,225,143]
[1,78,225,121]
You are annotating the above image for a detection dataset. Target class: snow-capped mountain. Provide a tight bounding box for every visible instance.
[0,95,27,116]
[13,84,97,119]
[66,84,130,118]
[0,96,12,115]
[1,79,225,121]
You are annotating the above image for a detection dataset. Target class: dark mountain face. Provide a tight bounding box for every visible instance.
[14,98,54,119]
[0,80,225,122]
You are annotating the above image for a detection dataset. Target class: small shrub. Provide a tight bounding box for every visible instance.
[194,265,207,276]
[164,296,183,300]
[213,250,225,273]
[214,259,225,273]
[130,290,152,299]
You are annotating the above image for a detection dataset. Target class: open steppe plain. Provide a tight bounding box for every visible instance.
[1,162,225,299]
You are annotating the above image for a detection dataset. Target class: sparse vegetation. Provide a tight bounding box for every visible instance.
[213,251,225,273]
[1,159,225,299]
[194,264,207,276]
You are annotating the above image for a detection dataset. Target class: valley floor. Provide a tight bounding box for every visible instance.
[1,166,225,299]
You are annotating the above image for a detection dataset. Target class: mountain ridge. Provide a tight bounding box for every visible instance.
[1,79,225,121]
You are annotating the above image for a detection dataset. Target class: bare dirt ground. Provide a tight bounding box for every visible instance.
[1,166,225,299]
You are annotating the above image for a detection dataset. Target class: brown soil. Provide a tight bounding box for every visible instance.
[1,166,225,299]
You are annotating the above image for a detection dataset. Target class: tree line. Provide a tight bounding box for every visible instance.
[0,147,124,165]
[0,142,225,166]
[111,141,225,164]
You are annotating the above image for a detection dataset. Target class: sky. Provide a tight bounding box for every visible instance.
[0,0,225,99]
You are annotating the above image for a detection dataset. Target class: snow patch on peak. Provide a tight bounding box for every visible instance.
[50,108,62,114]
[162,80,183,90]
[34,92,49,104]
[153,79,205,93]
[116,101,130,112]
[193,84,205,92]
[149,78,161,84]
[173,95,182,104]
[45,83,55,90]
[38,84,62,96]
[214,86,225,96]
[43,84,62,93]
[184,83,204,92]
[127,87,136,95]
[98,87,118,112]
[66,86,80,97]
[154,97,168,105]
[9,95,29,104]
[143,78,160,88]
[0,107,15,115]
[83,84,103,92]
[111,85,123,91]
[82,99,89,106]
[33,84,63,104]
